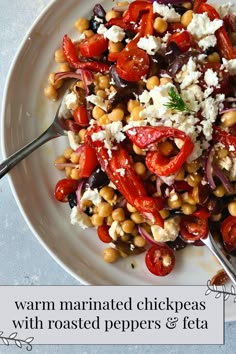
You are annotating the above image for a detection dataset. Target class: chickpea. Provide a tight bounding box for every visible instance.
[121,234,131,243]
[109,41,124,53]
[182,2,192,9]
[208,52,221,63]
[116,1,129,6]
[167,192,182,209]
[103,247,120,263]
[74,17,90,32]
[182,203,197,215]
[105,10,121,22]
[91,214,104,226]
[213,185,226,198]
[153,17,168,33]
[58,63,71,72]
[92,106,105,120]
[221,111,236,127]
[70,152,80,164]
[97,75,110,90]
[127,99,140,113]
[54,156,67,170]
[185,160,200,173]
[98,114,109,125]
[186,173,201,187]
[134,235,146,248]
[78,129,87,142]
[182,192,196,206]
[133,144,145,156]
[44,84,58,100]
[63,147,73,160]
[112,208,125,222]
[100,186,115,202]
[98,202,113,218]
[216,148,228,159]
[181,10,193,28]
[228,201,236,216]
[127,203,137,213]
[159,209,170,219]
[158,141,174,157]
[122,219,135,233]
[175,168,185,181]
[70,168,81,180]
[48,72,63,89]
[130,106,143,121]
[65,167,73,178]
[134,162,146,175]
[109,108,125,122]
[96,90,107,99]
[146,76,160,91]
[192,186,200,204]
[83,30,94,37]
[131,212,144,224]
[54,48,65,63]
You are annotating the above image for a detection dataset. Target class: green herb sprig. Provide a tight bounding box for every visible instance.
[164,87,194,113]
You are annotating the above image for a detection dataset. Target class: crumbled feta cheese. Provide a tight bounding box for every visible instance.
[98,24,125,43]
[204,68,219,87]
[198,35,217,51]
[151,216,180,243]
[137,35,161,55]
[153,2,180,22]
[108,221,124,241]
[67,131,80,151]
[218,156,233,171]
[80,188,102,206]
[91,121,126,150]
[187,13,223,39]
[176,57,201,89]
[70,206,92,229]
[64,92,79,110]
[187,140,202,162]
[86,94,108,111]
[222,58,236,76]
[230,157,236,181]
[116,168,126,176]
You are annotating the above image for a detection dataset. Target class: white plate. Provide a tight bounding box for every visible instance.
[1,0,235,320]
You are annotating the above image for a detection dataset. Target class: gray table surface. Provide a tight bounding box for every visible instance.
[0,0,235,353]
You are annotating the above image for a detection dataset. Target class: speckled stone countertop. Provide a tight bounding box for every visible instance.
[0,0,235,353]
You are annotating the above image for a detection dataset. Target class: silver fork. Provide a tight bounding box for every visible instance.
[201,232,236,286]
[0,90,71,179]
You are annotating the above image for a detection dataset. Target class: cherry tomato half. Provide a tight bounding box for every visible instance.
[180,215,208,242]
[73,106,89,127]
[54,178,78,202]
[145,245,175,276]
[79,34,108,58]
[116,48,150,82]
[221,216,236,249]
[97,224,112,243]
[167,31,195,52]
[79,144,99,178]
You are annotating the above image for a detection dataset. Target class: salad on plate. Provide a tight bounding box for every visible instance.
[43,0,236,282]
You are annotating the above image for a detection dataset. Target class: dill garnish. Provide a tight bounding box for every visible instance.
[164,87,193,113]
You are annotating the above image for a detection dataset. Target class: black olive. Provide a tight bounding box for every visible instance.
[167,236,187,251]
[87,167,109,189]
[93,4,106,18]
[89,16,103,32]
[68,192,77,209]
[173,5,188,16]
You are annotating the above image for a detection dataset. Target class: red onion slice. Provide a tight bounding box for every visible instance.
[76,179,86,210]
[79,69,94,95]
[76,144,85,155]
[220,107,236,114]
[205,148,216,190]
[112,5,129,12]
[138,225,165,247]
[212,163,234,194]
[54,71,82,82]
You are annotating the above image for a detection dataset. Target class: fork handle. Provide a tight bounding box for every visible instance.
[0,125,57,179]
[206,233,236,286]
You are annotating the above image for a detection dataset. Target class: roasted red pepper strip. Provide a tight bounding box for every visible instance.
[86,127,164,227]
[126,127,194,176]
[197,3,236,60]
[62,35,109,73]
[193,0,206,12]
[106,18,137,32]
[213,125,236,154]
[122,1,152,23]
